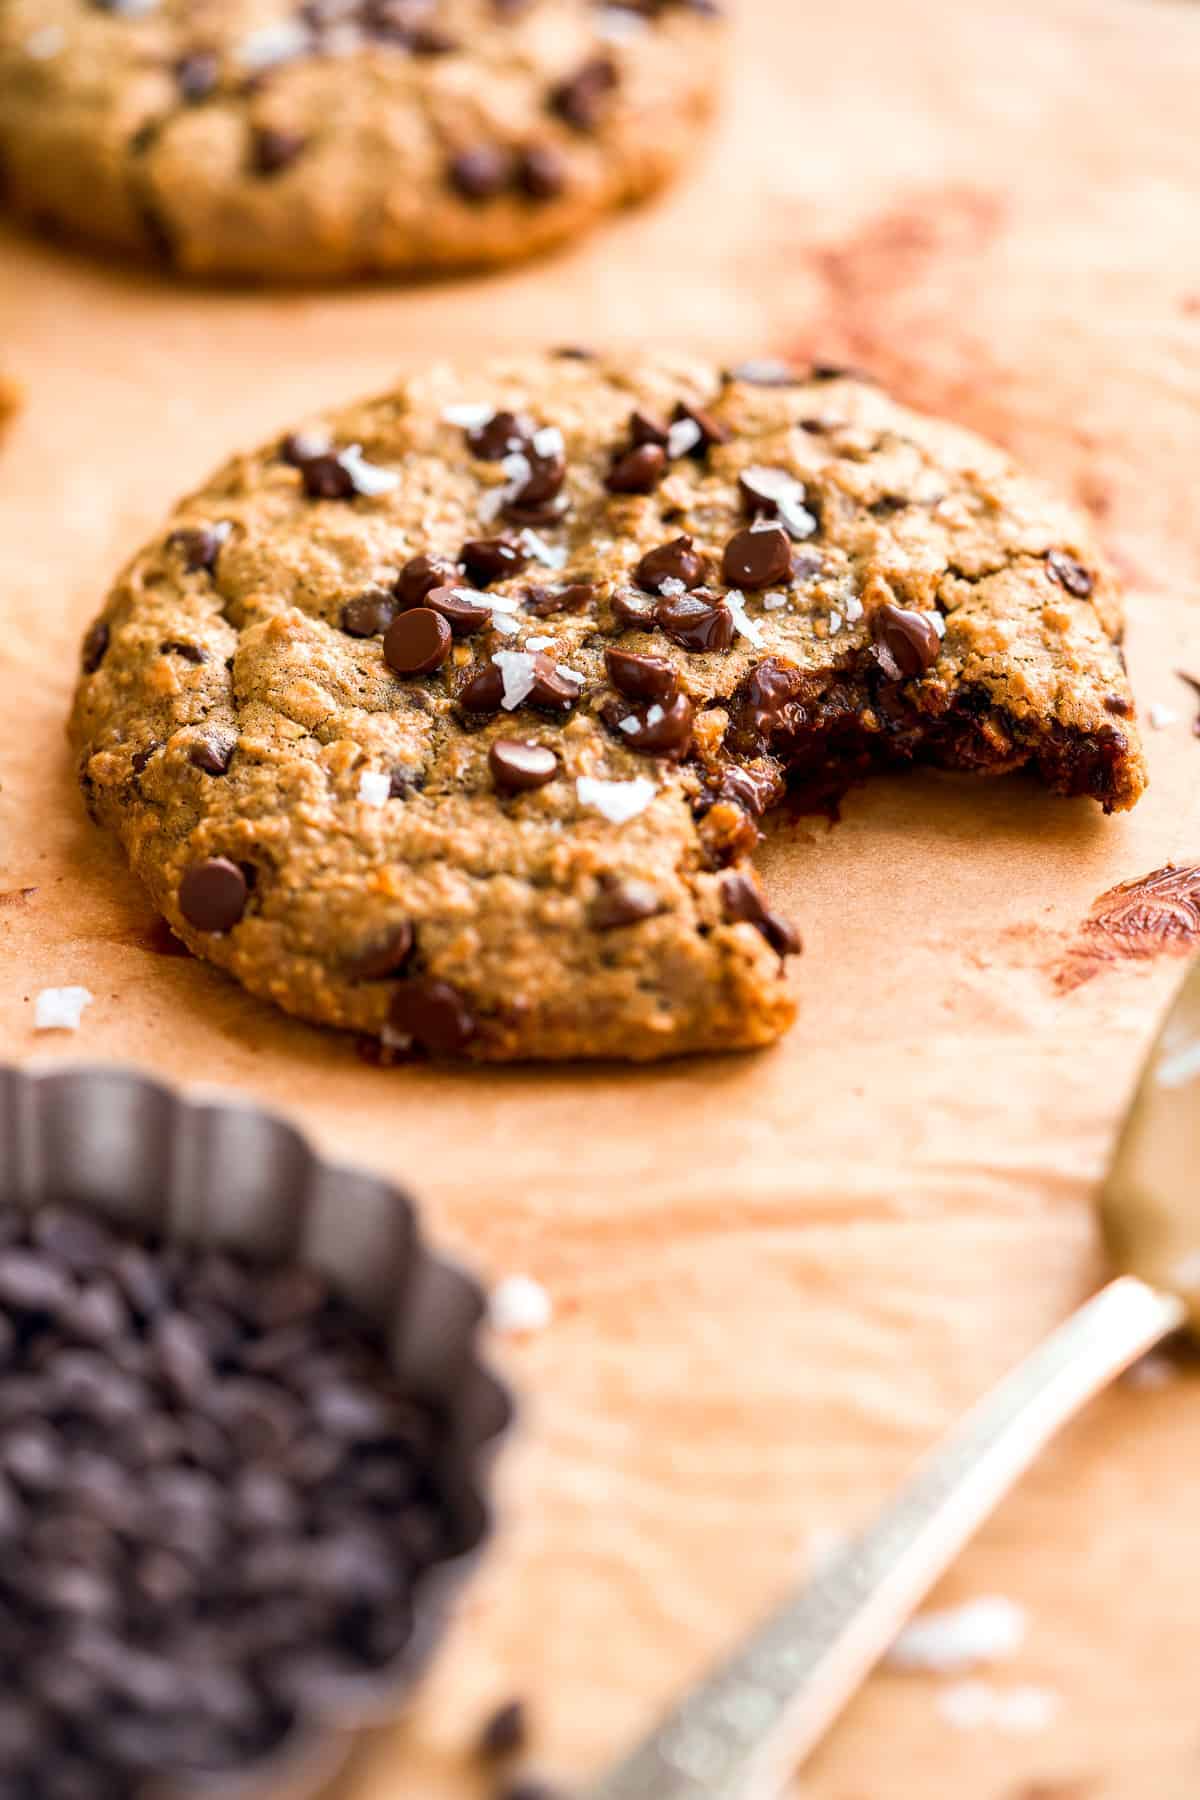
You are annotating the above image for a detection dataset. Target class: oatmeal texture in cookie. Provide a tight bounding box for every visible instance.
[70,353,1146,1062]
[0,0,723,280]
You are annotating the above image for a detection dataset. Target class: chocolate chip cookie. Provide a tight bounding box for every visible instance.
[71,352,1146,1062]
[0,0,723,280]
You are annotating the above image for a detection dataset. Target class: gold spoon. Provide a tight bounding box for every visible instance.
[588,961,1200,1800]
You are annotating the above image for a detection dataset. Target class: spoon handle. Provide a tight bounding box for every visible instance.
[588,1276,1183,1800]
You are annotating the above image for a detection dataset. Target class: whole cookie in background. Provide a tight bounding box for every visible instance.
[0,0,724,281]
[71,352,1145,1063]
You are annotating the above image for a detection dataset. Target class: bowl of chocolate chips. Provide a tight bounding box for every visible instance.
[0,1064,511,1800]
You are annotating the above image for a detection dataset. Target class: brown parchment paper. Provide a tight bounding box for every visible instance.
[4,1,1200,1793]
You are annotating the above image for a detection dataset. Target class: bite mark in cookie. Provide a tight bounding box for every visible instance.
[70,353,1145,1062]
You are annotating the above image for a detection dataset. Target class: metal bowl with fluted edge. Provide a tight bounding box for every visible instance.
[0,1062,514,1800]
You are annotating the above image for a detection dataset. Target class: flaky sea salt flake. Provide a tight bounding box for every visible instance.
[357,769,392,807]
[887,1597,1026,1674]
[338,445,400,497]
[519,528,568,569]
[490,1275,553,1336]
[492,651,538,711]
[34,987,94,1033]
[666,418,703,460]
[576,775,657,824]
[442,402,493,430]
[725,590,765,647]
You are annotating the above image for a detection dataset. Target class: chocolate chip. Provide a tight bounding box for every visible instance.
[550,55,618,130]
[672,399,729,452]
[1046,549,1094,598]
[605,647,678,703]
[449,145,514,200]
[725,358,802,386]
[504,446,567,523]
[869,602,942,678]
[347,921,415,981]
[605,691,694,758]
[383,608,453,677]
[459,661,505,712]
[1104,694,1133,717]
[524,582,596,616]
[519,143,568,199]
[279,429,330,466]
[0,1200,459,1794]
[654,590,734,652]
[341,591,398,637]
[721,870,801,957]
[526,654,582,712]
[410,22,459,52]
[590,875,663,931]
[175,50,220,102]
[423,585,494,636]
[160,640,208,664]
[395,552,460,607]
[466,411,533,461]
[251,126,308,176]
[496,1780,568,1800]
[178,857,248,933]
[478,1698,530,1761]
[721,523,792,590]
[81,620,110,675]
[167,521,231,573]
[606,443,666,495]
[188,730,237,776]
[629,410,669,448]
[635,534,706,594]
[610,590,657,630]
[460,536,529,586]
[489,739,559,793]
[389,978,476,1054]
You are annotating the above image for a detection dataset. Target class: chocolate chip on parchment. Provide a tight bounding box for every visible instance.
[605,647,678,704]
[550,55,618,130]
[467,411,534,461]
[188,730,237,776]
[721,870,801,957]
[478,1698,531,1762]
[721,523,792,590]
[654,590,733,652]
[347,921,416,981]
[167,521,231,573]
[519,144,568,199]
[869,602,942,678]
[449,145,513,200]
[489,739,559,793]
[178,857,248,933]
[174,50,220,102]
[606,443,666,495]
[605,691,694,758]
[460,536,529,586]
[635,535,706,593]
[423,585,494,636]
[590,875,663,931]
[389,978,476,1055]
[1046,549,1094,598]
[383,608,453,677]
[341,592,398,637]
[250,126,308,176]
[81,620,110,674]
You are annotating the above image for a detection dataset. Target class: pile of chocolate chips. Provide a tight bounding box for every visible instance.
[0,1203,457,1799]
